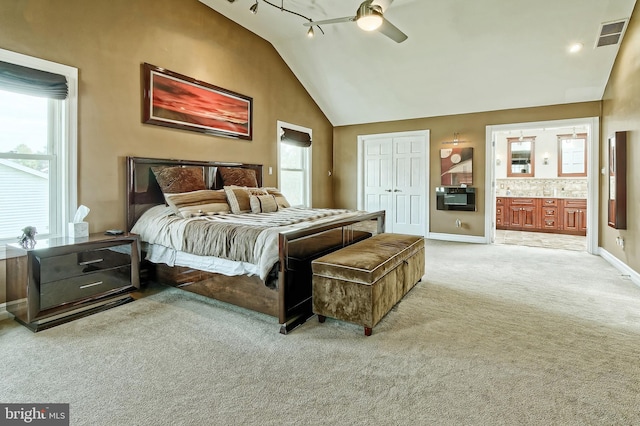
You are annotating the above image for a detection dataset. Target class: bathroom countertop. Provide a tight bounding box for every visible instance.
[496,195,586,199]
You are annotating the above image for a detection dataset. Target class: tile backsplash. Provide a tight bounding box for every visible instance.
[496,178,587,198]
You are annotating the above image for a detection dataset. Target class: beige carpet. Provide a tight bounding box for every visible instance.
[1,240,639,425]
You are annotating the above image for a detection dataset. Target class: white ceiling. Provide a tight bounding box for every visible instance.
[200,0,637,126]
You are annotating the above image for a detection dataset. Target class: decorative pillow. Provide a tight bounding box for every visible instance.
[151,166,206,194]
[263,187,291,209]
[218,167,258,187]
[250,194,279,213]
[164,190,230,218]
[224,186,268,214]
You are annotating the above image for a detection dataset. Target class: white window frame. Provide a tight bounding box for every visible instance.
[277,121,312,208]
[0,48,78,246]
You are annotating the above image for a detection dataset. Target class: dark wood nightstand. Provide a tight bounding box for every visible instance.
[5,233,140,332]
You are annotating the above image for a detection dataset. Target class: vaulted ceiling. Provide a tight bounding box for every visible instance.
[201,0,637,126]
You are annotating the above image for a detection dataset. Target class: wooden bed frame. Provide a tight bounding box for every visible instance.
[126,156,385,333]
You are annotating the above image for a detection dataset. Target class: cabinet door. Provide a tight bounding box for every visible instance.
[521,206,537,229]
[562,208,581,231]
[508,205,523,227]
[562,199,587,234]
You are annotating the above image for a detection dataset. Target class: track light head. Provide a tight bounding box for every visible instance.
[249,1,258,14]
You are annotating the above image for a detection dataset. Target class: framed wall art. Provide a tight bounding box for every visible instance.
[142,63,252,140]
[440,147,473,185]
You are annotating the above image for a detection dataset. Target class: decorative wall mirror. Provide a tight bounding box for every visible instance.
[608,131,627,229]
[557,133,587,177]
[507,136,535,177]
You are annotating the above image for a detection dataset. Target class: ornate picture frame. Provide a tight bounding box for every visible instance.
[142,63,252,140]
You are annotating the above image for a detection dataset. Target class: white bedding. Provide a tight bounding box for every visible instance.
[131,205,365,280]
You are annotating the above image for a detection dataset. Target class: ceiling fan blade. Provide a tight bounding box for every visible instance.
[303,16,355,27]
[378,18,408,43]
[371,0,394,12]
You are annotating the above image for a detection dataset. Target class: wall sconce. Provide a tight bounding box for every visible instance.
[543,152,549,165]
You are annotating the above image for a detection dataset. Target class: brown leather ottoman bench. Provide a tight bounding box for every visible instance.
[311,233,425,336]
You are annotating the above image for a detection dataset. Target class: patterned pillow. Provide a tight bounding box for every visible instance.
[263,187,291,208]
[164,190,230,218]
[224,186,268,214]
[218,167,258,187]
[250,194,279,213]
[151,166,206,194]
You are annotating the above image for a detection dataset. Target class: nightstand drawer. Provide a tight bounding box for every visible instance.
[40,266,133,310]
[39,244,132,283]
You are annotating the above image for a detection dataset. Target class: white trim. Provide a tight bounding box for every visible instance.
[427,232,487,244]
[0,48,78,238]
[485,117,599,253]
[357,129,430,236]
[598,248,640,288]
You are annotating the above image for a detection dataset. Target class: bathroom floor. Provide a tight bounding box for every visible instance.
[494,230,586,251]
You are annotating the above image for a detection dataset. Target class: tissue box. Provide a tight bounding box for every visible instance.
[68,222,89,238]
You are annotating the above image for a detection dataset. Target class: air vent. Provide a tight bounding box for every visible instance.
[596,19,628,47]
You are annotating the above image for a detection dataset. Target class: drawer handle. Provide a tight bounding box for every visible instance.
[78,258,104,266]
[80,281,103,289]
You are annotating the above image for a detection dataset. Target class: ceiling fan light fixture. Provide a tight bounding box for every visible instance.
[356,4,383,31]
[307,25,315,38]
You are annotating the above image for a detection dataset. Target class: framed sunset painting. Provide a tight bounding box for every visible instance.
[142,63,252,140]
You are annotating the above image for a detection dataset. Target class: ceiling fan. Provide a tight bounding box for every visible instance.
[303,0,408,43]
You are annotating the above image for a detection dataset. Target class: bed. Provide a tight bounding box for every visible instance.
[126,156,385,333]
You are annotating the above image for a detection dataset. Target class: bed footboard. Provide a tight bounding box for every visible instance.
[277,210,385,334]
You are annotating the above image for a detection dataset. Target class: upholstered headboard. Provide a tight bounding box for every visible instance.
[126,156,263,231]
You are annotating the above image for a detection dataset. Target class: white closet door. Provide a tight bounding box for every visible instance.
[392,136,426,235]
[363,138,394,218]
[363,134,427,236]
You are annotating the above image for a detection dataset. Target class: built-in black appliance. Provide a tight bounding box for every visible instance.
[435,187,476,211]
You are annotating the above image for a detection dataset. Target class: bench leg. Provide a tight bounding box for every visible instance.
[364,327,372,336]
[318,315,326,323]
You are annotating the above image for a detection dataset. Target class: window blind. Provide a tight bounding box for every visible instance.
[281,127,312,147]
[0,60,68,100]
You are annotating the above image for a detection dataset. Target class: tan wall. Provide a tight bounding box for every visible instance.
[333,102,601,236]
[600,3,640,274]
[0,0,334,306]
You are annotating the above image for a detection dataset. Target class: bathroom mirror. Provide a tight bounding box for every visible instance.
[608,131,627,229]
[507,137,535,177]
[558,133,587,177]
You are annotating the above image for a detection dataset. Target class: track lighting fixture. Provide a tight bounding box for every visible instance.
[243,0,324,38]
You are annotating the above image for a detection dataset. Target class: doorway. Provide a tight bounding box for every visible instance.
[357,130,429,236]
[485,118,599,254]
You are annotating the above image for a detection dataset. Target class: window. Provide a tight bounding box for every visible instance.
[0,49,77,243]
[277,121,311,207]
[557,133,587,177]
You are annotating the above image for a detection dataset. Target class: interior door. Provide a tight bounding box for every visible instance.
[363,134,426,236]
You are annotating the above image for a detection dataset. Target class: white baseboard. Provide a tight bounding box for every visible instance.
[598,247,640,288]
[427,233,488,244]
